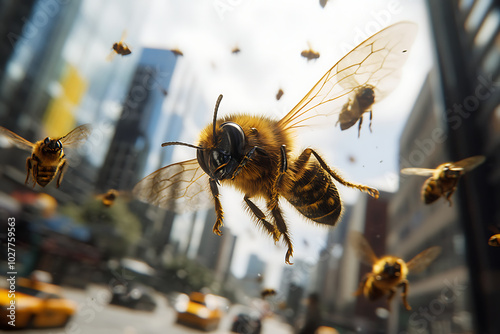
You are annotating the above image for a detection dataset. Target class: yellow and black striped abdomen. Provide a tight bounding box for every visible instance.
[422,178,442,204]
[35,164,59,187]
[285,161,342,225]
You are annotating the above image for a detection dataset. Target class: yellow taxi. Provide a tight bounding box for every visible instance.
[175,292,224,331]
[0,276,77,329]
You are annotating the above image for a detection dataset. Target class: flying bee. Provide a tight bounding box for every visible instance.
[0,124,91,188]
[350,231,441,311]
[276,88,284,101]
[261,289,277,299]
[301,42,320,61]
[171,48,184,57]
[133,22,416,264]
[401,155,485,206]
[232,46,241,54]
[108,30,132,60]
[95,189,130,207]
[489,234,500,247]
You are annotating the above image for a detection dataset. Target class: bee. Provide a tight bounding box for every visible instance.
[0,124,91,188]
[276,88,284,101]
[171,48,184,57]
[232,46,241,54]
[300,42,320,61]
[401,155,485,206]
[261,288,277,299]
[95,189,130,207]
[489,235,500,247]
[133,22,416,264]
[108,30,132,60]
[350,231,441,311]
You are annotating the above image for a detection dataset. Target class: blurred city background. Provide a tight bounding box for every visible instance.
[0,0,499,333]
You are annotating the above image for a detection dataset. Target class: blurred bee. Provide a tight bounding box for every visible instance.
[171,49,184,57]
[261,289,277,299]
[276,88,284,101]
[401,155,485,206]
[350,231,441,310]
[133,22,416,264]
[489,234,500,247]
[108,30,132,60]
[232,46,241,54]
[301,42,320,61]
[95,189,130,207]
[0,124,91,188]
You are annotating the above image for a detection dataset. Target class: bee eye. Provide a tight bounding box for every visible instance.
[44,137,50,145]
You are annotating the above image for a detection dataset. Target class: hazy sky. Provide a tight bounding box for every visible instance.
[139,0,433,283]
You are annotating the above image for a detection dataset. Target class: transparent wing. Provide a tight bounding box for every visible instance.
[59,124,92,147]
[278,21,417,130]
[119,30,128,43]
[349,231,378,266]
[406,246,441,274]
[132,159,212,213]
[400,168,436,176]
[451,155,485,172]
[0,126,34,151]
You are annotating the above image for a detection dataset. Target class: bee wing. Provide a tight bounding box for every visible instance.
[451,155,485,172]
[406,246,441,274]
[119,29,128,43]
[349,231,378,266]
[400,168,436,176]
[0,126,35,151]
[132,159,212,213]
[59,124,92,147]
[106,50,117,61]
[278,21,417,130]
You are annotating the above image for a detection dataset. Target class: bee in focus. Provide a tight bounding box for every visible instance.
[95,189,130,207]
[300,42,320,61]
[108,30,132,60]
[0,124,91,188]
[350,231,441,310]
[401,155,485,206]
[276,88,284,101]
[133,22,416,264]
[261,289,277,299]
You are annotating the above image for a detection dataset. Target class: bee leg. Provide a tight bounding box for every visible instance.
[56,159,68,188]
[209,178,224,236]
[296,149,379,198]
[269,145,293,265]
[381,288,395,311]
[25,157,33,186]
[369,110,373,133]
[357,116,363,138]
[445,191,454,206]
[400,280,411,310]
[232,146,258,179]
[244,196,279,242]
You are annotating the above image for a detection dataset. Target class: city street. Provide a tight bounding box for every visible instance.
[14,285,293,334]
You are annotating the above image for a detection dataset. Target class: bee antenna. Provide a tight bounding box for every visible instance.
[212,94,223,144]
[161,142,203,150]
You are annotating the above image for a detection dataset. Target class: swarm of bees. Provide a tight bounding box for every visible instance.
[401,155,485,206]
[0,124,91,188]
[350,231,441,310]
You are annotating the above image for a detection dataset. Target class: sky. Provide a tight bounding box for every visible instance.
[137,0,434,284]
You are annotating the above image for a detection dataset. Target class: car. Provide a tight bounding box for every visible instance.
[175,292,224,331]
[231,312,262,334]
[0,276,77,329]
[109,283,157,312]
